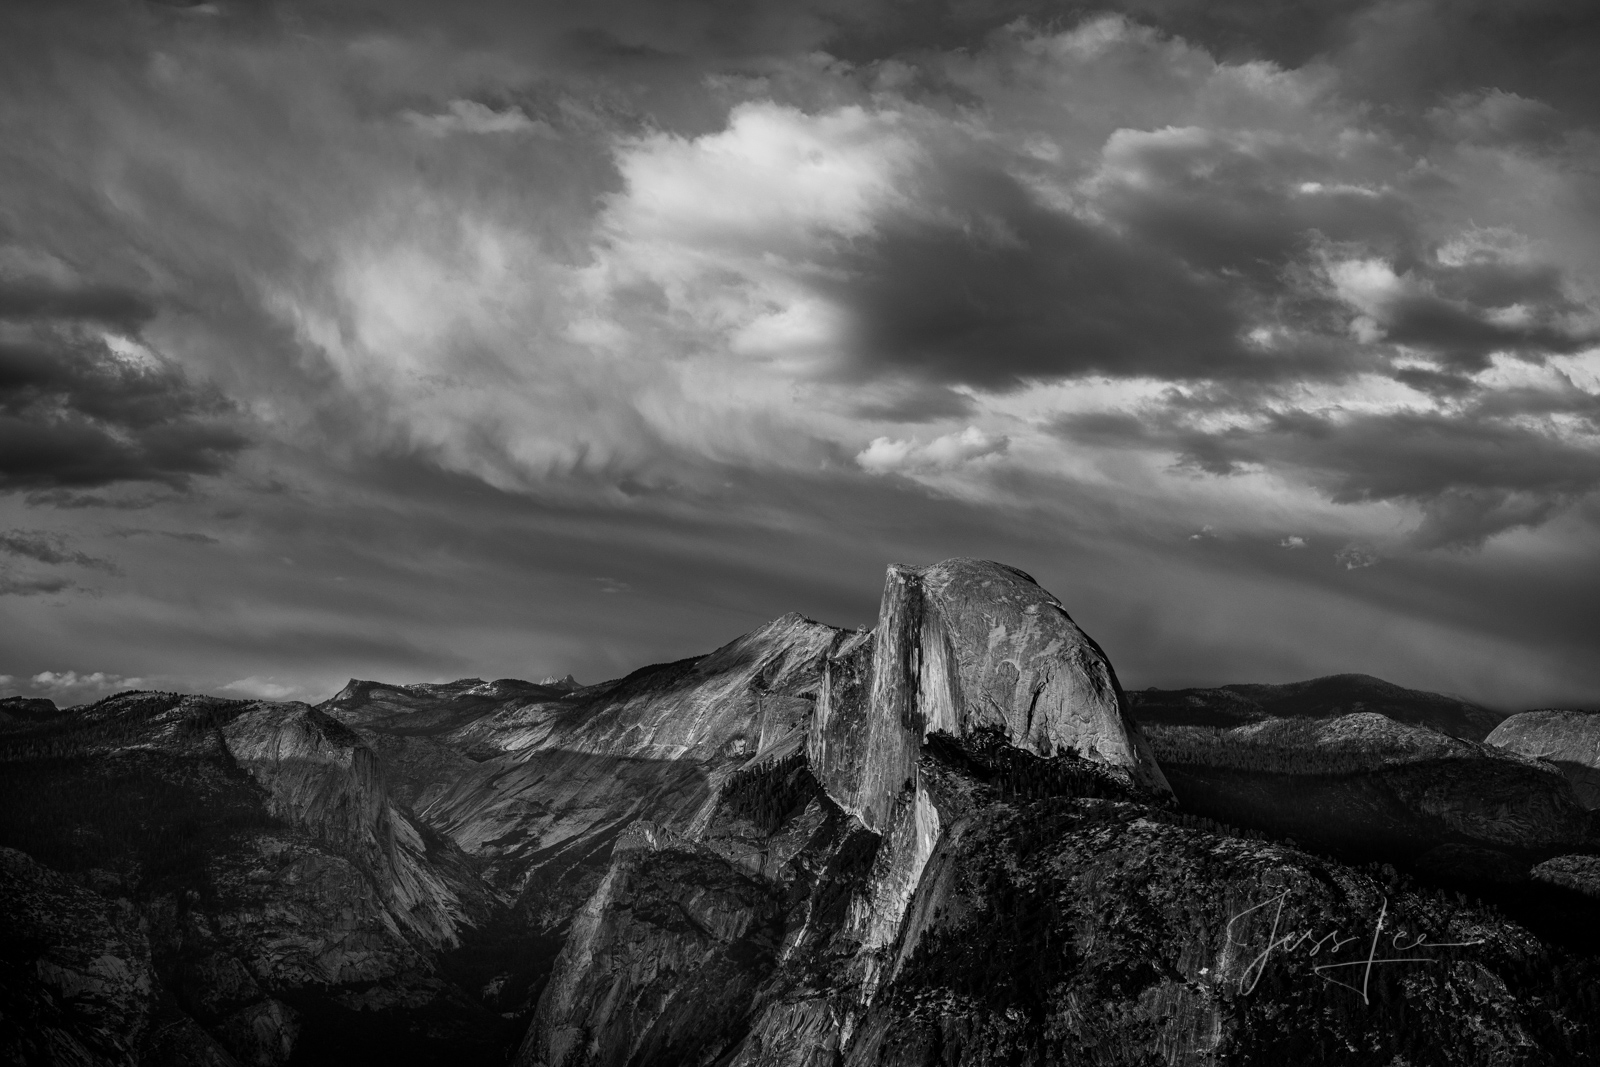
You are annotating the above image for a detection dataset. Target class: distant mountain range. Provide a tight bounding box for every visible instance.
[1127,673,1508,740]
[3,561,1600,1066]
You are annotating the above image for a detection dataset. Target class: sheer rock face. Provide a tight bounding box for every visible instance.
[917,560,1166,783]
[811,559,1168,832]
[1487,709,1600,808]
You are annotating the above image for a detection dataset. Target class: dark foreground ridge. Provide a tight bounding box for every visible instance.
[3,558,1600,1066]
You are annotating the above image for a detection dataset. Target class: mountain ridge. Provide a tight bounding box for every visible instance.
[3,560,1600,1066]
[1128,671,1508,740]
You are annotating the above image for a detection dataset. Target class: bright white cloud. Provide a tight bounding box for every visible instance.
[1323,256,1407,321]
[30,670,144,694]
[857,426,1009,474]
[220,676,300,700]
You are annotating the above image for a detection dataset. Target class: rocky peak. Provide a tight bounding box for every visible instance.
[811,559,1168,833]
[537,674,581,691]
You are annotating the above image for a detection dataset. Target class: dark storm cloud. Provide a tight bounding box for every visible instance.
[1061,402,1600,547]
[1381,289,1593,373]
[1360,254,1598,373]
[109,527,221,545]
[20,489,172,510]
[829,0,1600,120]
[1089,129,1416,285]
[0,280,155,330]
[0,573,73,597]
[1331,0,1600,117]
[846,382,976,423]
[821,166,1256,390]
[817,146,1591,393]
[0,328,249,491]
[0,529,116,570]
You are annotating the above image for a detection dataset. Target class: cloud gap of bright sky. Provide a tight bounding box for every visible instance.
[2,0,1598,709]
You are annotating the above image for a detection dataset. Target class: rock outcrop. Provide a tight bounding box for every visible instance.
[1487,708,1600,808]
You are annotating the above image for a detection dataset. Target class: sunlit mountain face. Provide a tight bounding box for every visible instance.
[0,0,1598,712]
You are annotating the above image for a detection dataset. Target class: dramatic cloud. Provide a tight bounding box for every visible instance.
[0,574,73,598]
[0,279,154,330]
[0,529,116,570]
[0,0,1597,708]
[1060,380,1600,547]
[0,278,250,490]
[29,670,144,696]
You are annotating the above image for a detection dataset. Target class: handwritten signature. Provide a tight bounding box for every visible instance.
[1223,888,1484,1004]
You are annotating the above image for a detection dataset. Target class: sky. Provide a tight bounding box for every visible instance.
[2,0,1599,710]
